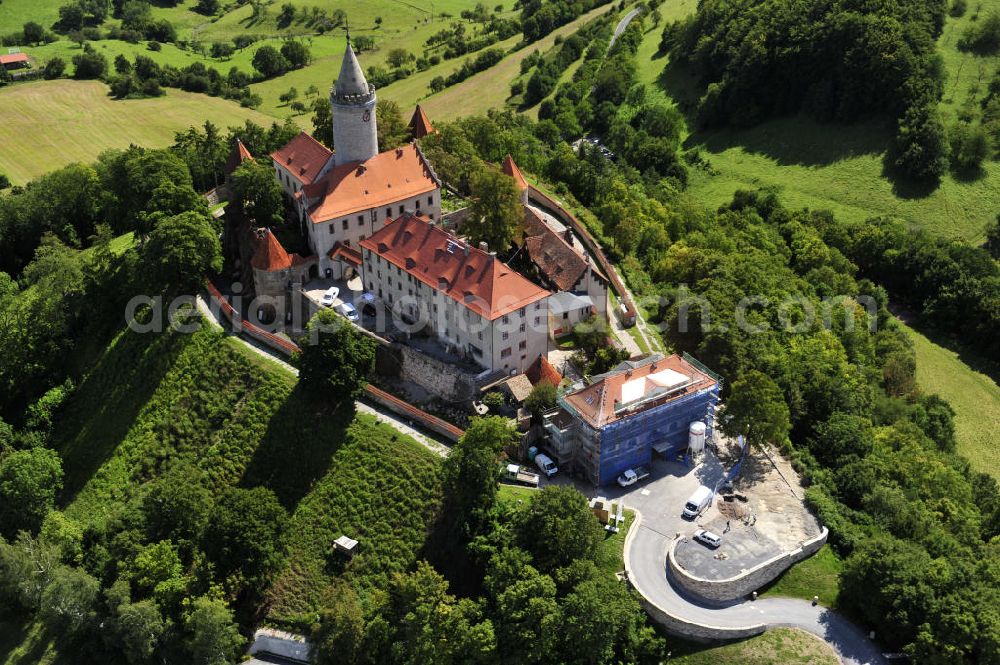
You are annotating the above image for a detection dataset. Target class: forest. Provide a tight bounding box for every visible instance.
[661,0,952,183]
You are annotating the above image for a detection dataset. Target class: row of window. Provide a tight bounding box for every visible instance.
[327,197,438,235]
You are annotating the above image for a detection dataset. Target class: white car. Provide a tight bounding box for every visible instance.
[321,287,339,307]
[693,529,722,548]
[338,302,359,322]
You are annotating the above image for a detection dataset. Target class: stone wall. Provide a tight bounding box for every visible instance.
[623,511,768,643]
[249,628,310,663]
[666,528,829,604]
[637,596,767,644]
[378,343,478,402]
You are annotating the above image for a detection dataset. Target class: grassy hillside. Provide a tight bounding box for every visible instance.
[667,628,839,665]
[52,320,443,624]
[0,80,276,184]
[760,545,842,607]
[382,1,619,119]
[898,319,1000,478]
[636,0,1000,243]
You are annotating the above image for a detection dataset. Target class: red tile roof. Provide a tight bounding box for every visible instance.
[0,53,29,66]
[328,241,362,265]
[251,230,292,272]
[409,104,435,138]
[224,138,253,176]
[526,355,563,387]
[360,213,550,320]
[522,206,590,292]
[270,132,333,185]
[302,143,438,224]
[563,354,717,429]
[502,154,528,191]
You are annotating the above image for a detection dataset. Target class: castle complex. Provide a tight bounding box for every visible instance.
[246,38,610,376]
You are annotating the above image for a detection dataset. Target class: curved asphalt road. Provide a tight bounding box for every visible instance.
[625,513,887,665]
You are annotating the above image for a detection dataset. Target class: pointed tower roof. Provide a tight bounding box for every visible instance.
[408,105,435,138]
[501,154,528,191]
[334,40,371,98]
[251,229,292,272]
[224,138,253,176]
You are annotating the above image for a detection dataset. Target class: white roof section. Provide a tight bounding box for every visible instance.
[620,368,690,406]
[548,291,593,312]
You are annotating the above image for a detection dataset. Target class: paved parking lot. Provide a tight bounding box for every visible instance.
[674,523,781,579]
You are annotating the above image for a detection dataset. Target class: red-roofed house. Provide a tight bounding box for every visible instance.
[269,40,442,279]
[270,131,334,198]
[548,354,721,485]
[360,213,551,374]
[0,52,30,71]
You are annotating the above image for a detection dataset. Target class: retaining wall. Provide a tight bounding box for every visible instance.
[666,527,829,604]
[204,281,464,443]
[364,384,465,443]
[623,511,767,643]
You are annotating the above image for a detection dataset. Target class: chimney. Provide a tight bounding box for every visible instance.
[478,241,488,252]
[489,251,497,260]
[463,244,470,257]
[564,228,572,243]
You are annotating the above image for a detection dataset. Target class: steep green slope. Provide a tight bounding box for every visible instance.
[51,321,443,625]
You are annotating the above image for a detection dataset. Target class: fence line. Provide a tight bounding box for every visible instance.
[203,281,464,443]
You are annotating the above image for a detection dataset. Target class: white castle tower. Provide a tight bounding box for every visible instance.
[331,38,378,166]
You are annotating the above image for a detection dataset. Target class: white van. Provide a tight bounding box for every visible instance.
[682,485,713,519]
[534,453,558,478]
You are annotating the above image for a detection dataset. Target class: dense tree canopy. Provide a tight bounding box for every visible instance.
[298,309,377,399]
[664,0,949,182]
[141,210,222,297]
[0,448,64,538]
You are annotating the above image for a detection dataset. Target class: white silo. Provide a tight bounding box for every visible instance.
[688,421,706,453]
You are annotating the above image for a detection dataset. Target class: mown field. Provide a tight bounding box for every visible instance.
[899,318,1000,479]
[634,0,1000,243]
[52,320,443,625]
[0,79,276,184]
[2,0,520,120]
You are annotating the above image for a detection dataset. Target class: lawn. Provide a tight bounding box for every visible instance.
[899,318,1000,479]
[0,79,275,184]
[759,545,842,607]
[635,1,1000,243]
[50,320,444,627]
[0,0,64,35]
[665,627,840,665]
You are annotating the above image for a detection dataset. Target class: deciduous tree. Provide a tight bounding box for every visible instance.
[298,309,376,400]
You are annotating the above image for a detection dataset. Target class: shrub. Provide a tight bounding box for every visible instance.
[43,57,66,79]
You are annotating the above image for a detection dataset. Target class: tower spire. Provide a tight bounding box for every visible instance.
[334,36,370,99]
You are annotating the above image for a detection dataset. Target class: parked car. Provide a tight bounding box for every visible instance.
[682,485,713,519]
[693,529,722,548]
[616,465,651,487]
[338,302,359,322]
[534,453,558,478]
[321,287,339,307]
